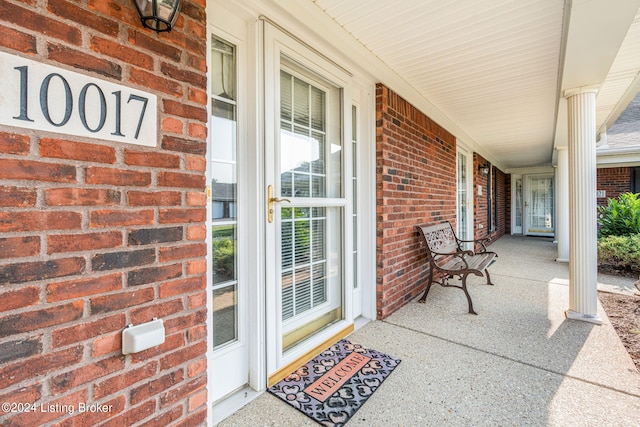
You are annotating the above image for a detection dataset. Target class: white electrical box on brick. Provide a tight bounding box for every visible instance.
[122,319,165,354]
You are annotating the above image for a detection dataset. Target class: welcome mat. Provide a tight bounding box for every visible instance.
[268,339,401,427]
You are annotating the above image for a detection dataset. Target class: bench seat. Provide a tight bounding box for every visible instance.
[416,221,498,314]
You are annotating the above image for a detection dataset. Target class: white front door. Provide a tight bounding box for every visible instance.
[264,24,353,376]
[524,175,554,236]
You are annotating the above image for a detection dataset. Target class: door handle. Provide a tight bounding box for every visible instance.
[267,185,291,223]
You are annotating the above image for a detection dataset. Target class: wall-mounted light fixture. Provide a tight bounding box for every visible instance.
[478,163,490,176]
[133,0,182,32]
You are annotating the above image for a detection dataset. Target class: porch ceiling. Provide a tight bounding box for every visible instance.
[311,0,640,169]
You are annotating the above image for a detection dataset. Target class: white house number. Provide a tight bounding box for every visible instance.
[0,52,158,147]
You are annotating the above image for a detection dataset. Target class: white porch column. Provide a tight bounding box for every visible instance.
[556,146,569,262]
[564,88,602,324]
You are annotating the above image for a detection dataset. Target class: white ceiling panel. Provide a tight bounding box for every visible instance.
[311,0,640,168]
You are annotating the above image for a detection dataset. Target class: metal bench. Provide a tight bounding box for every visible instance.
[416,221,497,315]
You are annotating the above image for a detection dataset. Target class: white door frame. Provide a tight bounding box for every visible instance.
[523,173,555,237]
[456,142,474,245]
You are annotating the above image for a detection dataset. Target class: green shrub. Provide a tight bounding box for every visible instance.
[597,192,640,237]
[598,234,640,272]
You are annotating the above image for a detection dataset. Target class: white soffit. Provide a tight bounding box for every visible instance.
[313,0,565,168]
[596,8,640,131]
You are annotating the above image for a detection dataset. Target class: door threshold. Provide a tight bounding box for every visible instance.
[211,386,262,426]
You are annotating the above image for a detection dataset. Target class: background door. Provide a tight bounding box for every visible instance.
[525,175,554,236]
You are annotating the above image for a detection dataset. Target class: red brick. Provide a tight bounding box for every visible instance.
[48,43,122,79]
[51,355,125,394]
[0,286,40,312]
[137,406,183,427]
[127,191,182,206]
[87,0,139,27]
[130,369,185,405]
[93,361,157,400]
[164,310,206,336]
[52,313,125,347]
[173,407,207,427]
[188,291,206,309]
[160,62,207,88]
[0,132,30,154]
[188,388,207,411]
[0,346,83,388]
[0,24,37,53]
[0,257,85,285]
[187,325,206,343]
[47,273,122,302]
[40,138,116,163]
[159,243,206,262]
[188,122,208,140]
[86,167,151,186]
[48,231,123,254]
[130,67,183,97]
[161,135,206,155]
[158,208,206,224]
[159,276,206,298]
[187,357,207,378]
[0,159,76,182]
[90,287,155,314]
[52,395,125,427]
[3,389,87,427]
[90,209,154,228]
[0,300,83,338]
[158,171,205,189]
[188,87,207,105]
[187,259,206,275]
[98,400,156,427]
[187,225,206,241]
[45,188,121,206]
[2,1,82,45]
[186,155,206,172]
[91,36,154,69]
[187,191,207,206]
[48,0,119,36]
[124,149,181,168]
[0,236,40,259]
[130,299,184,326]
[162,117,184,133]
[127,263,183,286]
[0,186,37,207]
[159,341,207,372]
[0,384,41,414]
[126,28,182,61]
[163,99,207,122]
[159,375,206,408]
[92,331,122,357]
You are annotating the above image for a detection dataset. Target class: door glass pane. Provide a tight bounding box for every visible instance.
[515,179,523,228]
[210,36,238,350]
[280,70,341,199]
[457,152,468,241]
[529,177,554,231]
[279,65,342,352]
[352,105,358,289]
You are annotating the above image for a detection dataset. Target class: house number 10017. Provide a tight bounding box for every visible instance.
[13,66,148,138]
[0,52,158,147]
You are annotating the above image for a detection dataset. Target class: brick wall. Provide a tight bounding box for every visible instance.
[597,166,631,207]
[0,1,208,426]
[472,154,507,241]
[375,84,457,319]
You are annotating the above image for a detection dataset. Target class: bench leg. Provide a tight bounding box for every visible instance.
[484,268,494,286]
[461,274,477,315]
[418,268,434,303]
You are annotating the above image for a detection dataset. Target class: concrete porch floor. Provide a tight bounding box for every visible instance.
[219,235,640,426]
